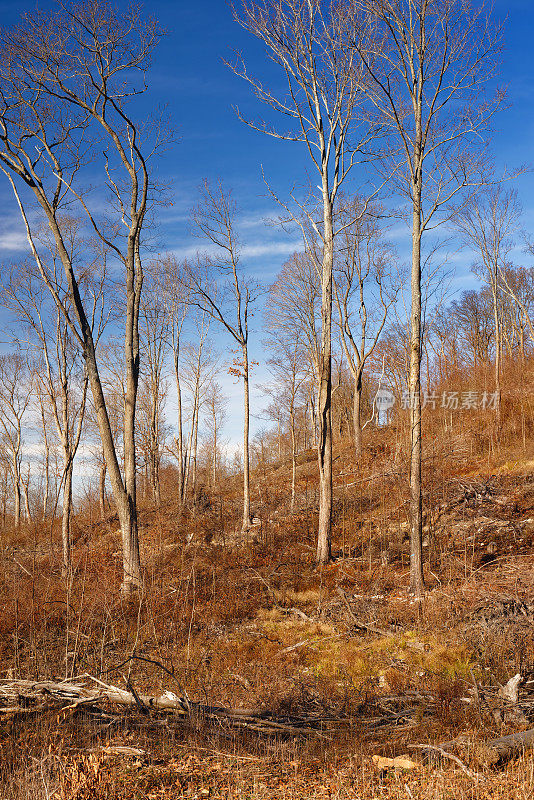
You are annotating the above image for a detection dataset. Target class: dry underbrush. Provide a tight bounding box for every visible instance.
[2,454,534,797]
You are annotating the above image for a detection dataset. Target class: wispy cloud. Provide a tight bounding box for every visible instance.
[170,238,300,262]
[242,240,300,258]
[0,229,29,252]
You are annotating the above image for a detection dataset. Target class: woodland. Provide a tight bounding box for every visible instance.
[0,0,533,798]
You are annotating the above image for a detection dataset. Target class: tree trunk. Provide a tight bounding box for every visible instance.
[409,198,424,597]
[85,349,141,594]
[13,462,21,529]
[290,414,297,511]
[353,371,363,459]
[212,423,217,489]
[191,402,199,498]
[174,351,185,504]
[42,213,142,595]
[62,459,73,576]
[242,341,252,531]
[41,404,50,522]
[316,197,333,566]
[21,476,32,522]
[21,470,31,522]
[121,249,142,594]
[492,287,502,429]
[99,460,107,521]
[182,378,199,505]
[149,388,161,503]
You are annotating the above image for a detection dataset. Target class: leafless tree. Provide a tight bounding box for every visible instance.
[2,223,106,572]
[187,180,260,532]
[455,188,521,426]
[138,272,170,503]
[334,198,401,456]
[158,256,190,505]
[233,0,383,563]
[263,330,307,509]
[449,289,495,369]
[354,0,505,595]
[0,355,32,528]
[33,377,53,522]
[0,1,163,593]
[180,317,215,503]
[204,381,228,490]
[498,264,534,361]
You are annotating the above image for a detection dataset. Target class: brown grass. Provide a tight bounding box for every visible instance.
[2,369,534,797]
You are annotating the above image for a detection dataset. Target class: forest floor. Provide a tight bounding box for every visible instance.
[1,447,534,798]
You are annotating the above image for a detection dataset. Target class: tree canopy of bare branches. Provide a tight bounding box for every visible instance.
[233,0,383,563]
[354,0,506,595]
[0,0,164,593]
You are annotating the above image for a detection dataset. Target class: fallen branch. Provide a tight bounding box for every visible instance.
[336,588,424,651]
[409,744,482,779]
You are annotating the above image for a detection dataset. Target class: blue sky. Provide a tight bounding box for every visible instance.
[1,0,534,459]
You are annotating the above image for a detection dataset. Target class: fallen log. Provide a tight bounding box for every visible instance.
[0,677,345,738]
[476,727,534,765]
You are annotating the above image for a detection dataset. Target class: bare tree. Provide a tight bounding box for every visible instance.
[0,355,32,528]
[204,381,228,490]
[455,188,521,426]
[34,378,52,522]
[138,272,170,503]
[158,256,190,505]
[449,289,495,369]
[498,264,534,362]
[334,198,400,456]
[263,330,307,509]
[180,316,214,503]
[187,180,260,532]
[0,2,163,593]
[233,0,381,563]
[2,223,105,573]
[355,0,505,595]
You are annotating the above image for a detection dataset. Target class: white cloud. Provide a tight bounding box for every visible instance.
[170,238,300,262]
[241,240,300,258]
[0,230,29,252]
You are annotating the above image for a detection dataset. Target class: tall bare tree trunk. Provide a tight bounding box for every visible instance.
[191,404,199,498]
[353,372,363,460]
[21,467,31,522]
[493,297,502,428]
[290,415,297,511]
[39,400,50,521]
[121,249,142,591]
[242,341,252,531]
[62,460,73,575]
[409,196,424,597]
[85,349,141,594]
[316,200,333,565]
[212,421,217,489]
[12,459,21,529]
[174,352,185,504]
[99,459,107,521]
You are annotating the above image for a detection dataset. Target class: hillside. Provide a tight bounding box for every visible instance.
[1,432,534,799]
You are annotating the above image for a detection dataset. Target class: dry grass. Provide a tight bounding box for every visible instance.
[2,382,534,797]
